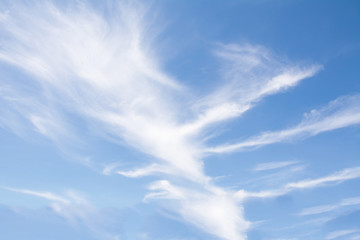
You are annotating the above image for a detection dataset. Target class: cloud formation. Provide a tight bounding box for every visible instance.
[236,166,360,200]
[145,181,250,240]
[0,1,358,240]
[326,229,359,240]
[207,94,360,153]
[3,186,121,240]
[253,161,298,172]
[300,196,360,216]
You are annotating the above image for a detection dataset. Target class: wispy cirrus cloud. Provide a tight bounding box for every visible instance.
[253,161,298,171]
[3,186,70,204]
[300,196,360,216]
[0,2,250,238]
[207,94,360,153]
[238,164,306,191]
[0,1,322,180]
[181,44,321,136]
[351,235,360,240]
[3,186,120,240]
[145,181,250,240]
[326,229,360,240]
[116,163,173,178]
[3,186,93,223]
[236,166,360,200]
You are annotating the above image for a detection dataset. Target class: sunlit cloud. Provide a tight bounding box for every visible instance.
[145,181,250,240]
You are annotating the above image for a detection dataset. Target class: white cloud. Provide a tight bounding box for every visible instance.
[0,0,207,182]
[341,197,360,206]
[3,186,119,240]
[184,44,321,136]
[351,235,360,240]
[326,229,359,240]
[3,186,93,224]
[145,180,251,240]
[3,186,70,204]
[253,161,298,171]
[238,165,305,191]
[300,196,360,216]
[285,166,360,189]
[236,166,360,200]
[300,204,338,216]
[4,187,92,227]
[0,2,323,182]
[207,94,360,153]
[116,163,173,178]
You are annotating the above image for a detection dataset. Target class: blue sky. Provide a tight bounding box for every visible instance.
[0,0,359,239]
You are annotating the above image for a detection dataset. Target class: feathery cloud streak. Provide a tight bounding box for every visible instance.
[253,161,298,171]
[4,186,92,224]
[4,186,70,204]
[181,44,321,135]
[208,94,360,153]
[236,166,360,200]
[145,181,250,240]
[326,229,360,240]
[300,196,360,216]
[3,186,120,240]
